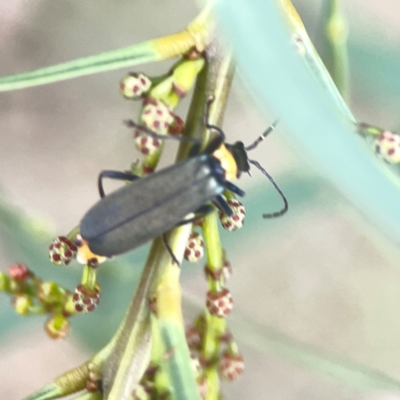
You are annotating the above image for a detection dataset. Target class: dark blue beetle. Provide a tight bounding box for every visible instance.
[80,97,287,259]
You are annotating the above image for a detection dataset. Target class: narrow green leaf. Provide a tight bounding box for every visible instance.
[23,383,63,400]
[0,42,157,91]
[72,391,102,400]
[160,321,201,400]
[0,4,212,92]
[215,0,400,249]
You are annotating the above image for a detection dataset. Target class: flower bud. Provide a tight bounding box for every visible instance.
[12,294,34,315]
[140,98,174,134]
[219,199,246,231]
[219,351,244,381]
[197,375,208,399]
[206,288,233,317]
[8,263,30,281]
[120,72,151,99]
[38,281,66,305]
[49,236,78,266]
[45,314,70,339]
[73,284,100,313]
[0,272,11,292]
[184,232,204,262]
[373,130,400,163]
[134,128,162,156]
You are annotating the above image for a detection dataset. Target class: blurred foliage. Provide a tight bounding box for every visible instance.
[0,191,146,348]
[216,0,400,248]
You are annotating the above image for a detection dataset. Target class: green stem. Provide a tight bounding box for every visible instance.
[81,265,96,291]
[202,212,223,293]
[157,253,201,400]
[318,0,350,100]
[176,43,234,160]
[142,57,205,172]
[201,212,226,400]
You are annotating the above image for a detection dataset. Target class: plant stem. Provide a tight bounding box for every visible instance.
[201,212,226,400]
[101,35,235,399]
[176,42,234,161]
[318,0,350,100]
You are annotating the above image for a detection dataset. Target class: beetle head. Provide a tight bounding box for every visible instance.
[225,141,250,177]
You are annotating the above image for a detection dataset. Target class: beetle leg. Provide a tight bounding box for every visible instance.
[224,181,245,197]
[187,141,202,157]
[203,96,226,143]
[187,128,224,156]
[163,204,214,265]
[212,195,233,217]
[203,134,225,155]
[162,233,180,266]
[98,170,140,198]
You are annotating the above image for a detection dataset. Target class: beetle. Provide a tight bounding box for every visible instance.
[79,97,288,260]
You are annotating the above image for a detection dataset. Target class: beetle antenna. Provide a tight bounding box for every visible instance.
[245,120,279,151]
[248,159,288,218]
[124,120,199,146]
[204,95,226,141]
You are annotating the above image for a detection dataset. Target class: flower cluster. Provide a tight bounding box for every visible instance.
[0,264,73,339]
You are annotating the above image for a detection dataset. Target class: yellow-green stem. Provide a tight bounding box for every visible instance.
[201,212,226,400]
[319,0,349,99]
[81,265,97,291]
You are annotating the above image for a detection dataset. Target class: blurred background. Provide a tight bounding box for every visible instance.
[1,0,400,399]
